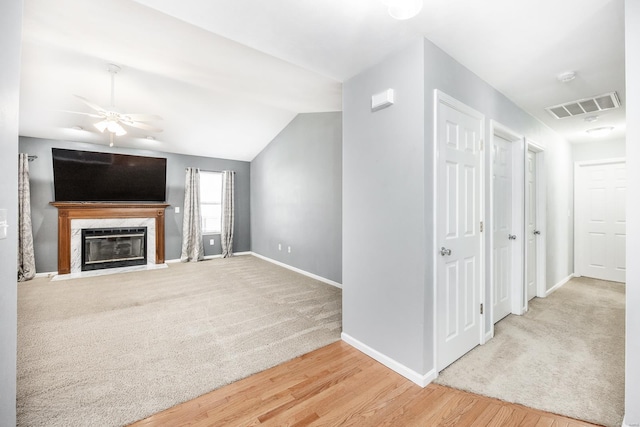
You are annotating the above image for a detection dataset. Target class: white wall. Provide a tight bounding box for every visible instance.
[0,0,22,424]
[573,138,626,163]
[624,1,640,425]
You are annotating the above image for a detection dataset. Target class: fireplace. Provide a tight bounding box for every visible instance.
[50,202,170,275]
[82,227,147,271]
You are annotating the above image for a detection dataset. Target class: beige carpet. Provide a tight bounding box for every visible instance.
[17,255,342,427]
[435,276,625,427]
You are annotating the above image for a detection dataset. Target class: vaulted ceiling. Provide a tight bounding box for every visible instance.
[19,0,625,161]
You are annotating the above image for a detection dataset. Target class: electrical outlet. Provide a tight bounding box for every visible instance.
[278,243,282,251]
[288,246,291,253]
[209,239,214,245]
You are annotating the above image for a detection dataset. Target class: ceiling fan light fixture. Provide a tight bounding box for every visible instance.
[586,126,614,138]
[381,0,423,20]
[94,120,108,133]
[106,121,127,136]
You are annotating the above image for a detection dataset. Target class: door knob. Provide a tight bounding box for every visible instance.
[440,247,452,256]
[508,234,517,240]
[533,230,541,235]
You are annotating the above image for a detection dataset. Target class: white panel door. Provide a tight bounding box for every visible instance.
[576,162,626,282]
[436,95,483,370]
[492,135,513,322]
[526,150,537,301]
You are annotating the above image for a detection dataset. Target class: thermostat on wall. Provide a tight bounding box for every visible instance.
[372,89,395,111]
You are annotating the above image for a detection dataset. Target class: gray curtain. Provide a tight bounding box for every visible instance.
[180,168,204,262]
[18,153,36,281]
[221,170,235,258]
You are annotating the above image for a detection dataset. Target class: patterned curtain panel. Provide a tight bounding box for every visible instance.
[18,153,36,281]
[221,170,235,258]
[180,168,204,262]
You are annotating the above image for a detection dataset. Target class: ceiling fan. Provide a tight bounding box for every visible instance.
[66,64,162,146]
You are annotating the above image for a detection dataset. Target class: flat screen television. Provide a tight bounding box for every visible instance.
[52,148,167,202]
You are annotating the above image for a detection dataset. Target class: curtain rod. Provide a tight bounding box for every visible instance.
[185,168,233,174]
[28,155,38,162]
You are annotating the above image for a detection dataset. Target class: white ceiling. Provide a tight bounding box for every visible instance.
[19,0,625,161]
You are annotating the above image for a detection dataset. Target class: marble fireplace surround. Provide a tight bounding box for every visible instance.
[50,202,170,275]
[71,218,155,273]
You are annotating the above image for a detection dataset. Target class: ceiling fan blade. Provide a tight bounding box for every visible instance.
[61,110,103,118]
[73,95,106,113]
[123,121,163,132]
[122,113,163,122]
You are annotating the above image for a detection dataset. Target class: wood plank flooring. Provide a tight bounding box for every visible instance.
[130,341,600,427]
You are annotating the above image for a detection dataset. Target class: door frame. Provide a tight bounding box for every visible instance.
[524,140,546,310]
[433,90,485,371]
[573,158,626,279]
[488,121,525,336]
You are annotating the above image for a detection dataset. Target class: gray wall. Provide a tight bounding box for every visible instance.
[343,40,427,373]
[572,138,626,163]
[343,36,574,376]
[19,137,251,272]
[625,0,640,424]
[0,0,22,424]
[251,112,342,283]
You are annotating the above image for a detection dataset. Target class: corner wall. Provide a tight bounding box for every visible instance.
[251,112,342,283]
[0,0,22,424]
[18,137,251,272]
[343,39,427,374]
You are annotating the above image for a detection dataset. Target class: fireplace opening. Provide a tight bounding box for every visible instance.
[81,227,147,271]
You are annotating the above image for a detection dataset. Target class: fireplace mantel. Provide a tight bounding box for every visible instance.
[51,202,170,275]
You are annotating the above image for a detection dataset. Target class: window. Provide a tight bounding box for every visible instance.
[200,171,222,234]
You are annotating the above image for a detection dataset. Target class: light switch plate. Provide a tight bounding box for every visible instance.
[0,209,7,240]
[175,207,180,214]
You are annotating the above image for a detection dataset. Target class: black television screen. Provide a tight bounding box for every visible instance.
[52,148,167,202]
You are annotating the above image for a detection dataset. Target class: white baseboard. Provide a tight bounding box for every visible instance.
[341,332,436,387]
[35,271,57,278]
[622,415,638,427]
[484,329,494,342]
[545,273,575,297]
[250,252,342,289]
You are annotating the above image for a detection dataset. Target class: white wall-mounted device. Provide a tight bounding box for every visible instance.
[371,88,395,111]
[0,209,7,240]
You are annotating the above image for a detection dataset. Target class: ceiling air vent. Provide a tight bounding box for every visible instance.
[545,92,621,119]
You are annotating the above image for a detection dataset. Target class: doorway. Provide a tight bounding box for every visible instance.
[525,142,547,308]
[574,159,626,282]
[434,91,484,371]
[490,122,524,324]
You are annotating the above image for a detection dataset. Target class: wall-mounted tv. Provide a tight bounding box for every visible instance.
[52,148,167,202]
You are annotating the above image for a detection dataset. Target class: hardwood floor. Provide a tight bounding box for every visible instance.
[130,341,600,427]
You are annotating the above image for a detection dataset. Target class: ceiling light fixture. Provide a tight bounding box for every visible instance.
[380,0,423,20]
[145,135,156,140]
[586,126,614,138]
[94,119,127,136]
[557,71,577,83]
